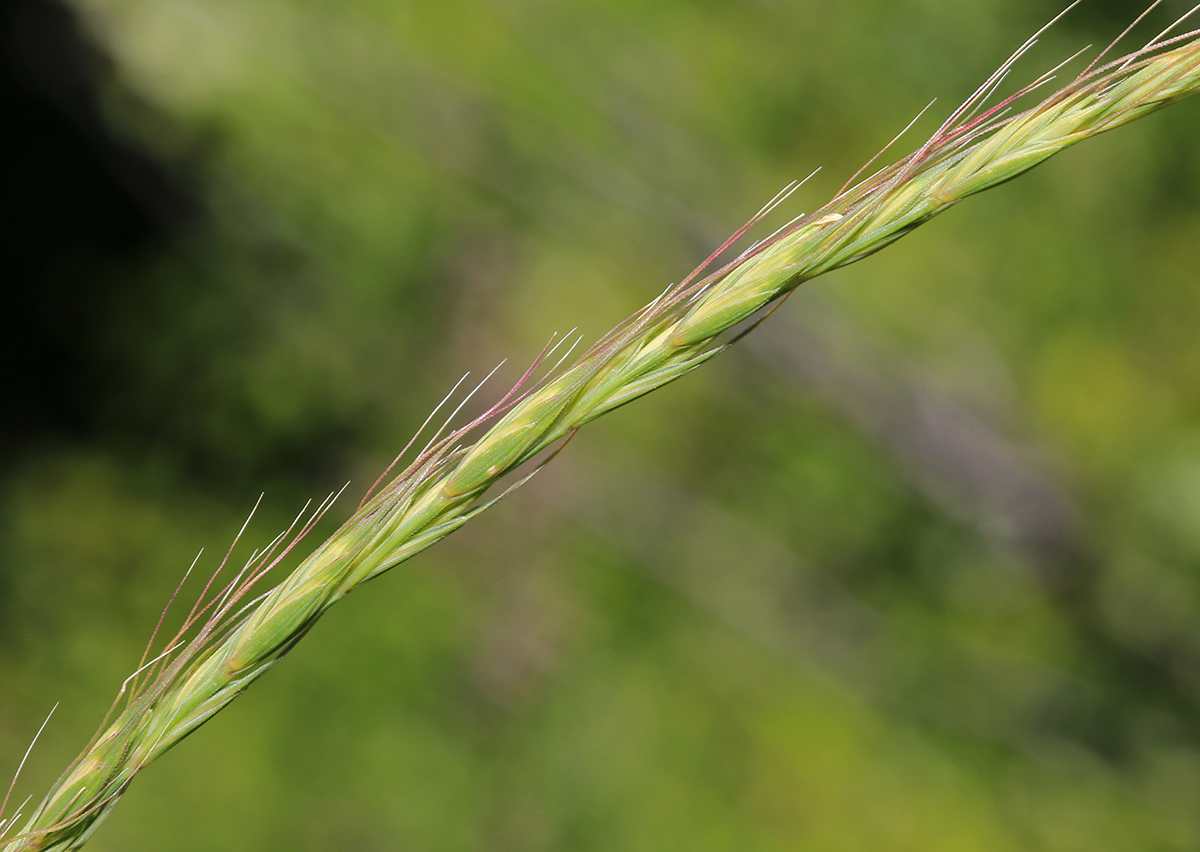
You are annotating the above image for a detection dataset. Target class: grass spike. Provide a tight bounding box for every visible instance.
[5,8,1200,850]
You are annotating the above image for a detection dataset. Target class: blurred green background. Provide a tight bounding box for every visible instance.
[3,0,1200,849]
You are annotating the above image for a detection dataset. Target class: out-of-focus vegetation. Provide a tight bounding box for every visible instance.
[3,0,1200,849]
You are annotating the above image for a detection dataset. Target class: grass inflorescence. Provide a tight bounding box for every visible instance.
[3,5,1200,849]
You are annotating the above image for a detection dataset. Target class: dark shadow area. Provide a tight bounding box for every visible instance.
[1,0,198,463]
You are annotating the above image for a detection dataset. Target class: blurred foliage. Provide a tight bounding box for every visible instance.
[3,0,1200,849]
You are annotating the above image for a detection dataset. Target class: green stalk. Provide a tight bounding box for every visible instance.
[4,14,1200,852]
